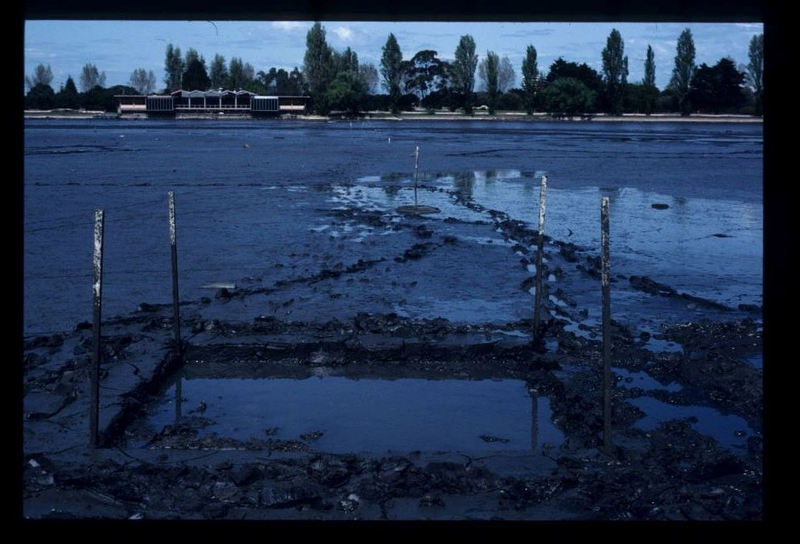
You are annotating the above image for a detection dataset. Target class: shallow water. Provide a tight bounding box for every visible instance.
[137,376,565,454]
[23,119,763,336]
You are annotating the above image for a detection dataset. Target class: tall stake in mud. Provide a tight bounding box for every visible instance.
[601,196,613,454]
[169,192,182,361]
[533,175,548,341]
[90,209,104,448]
[413,146,420,208]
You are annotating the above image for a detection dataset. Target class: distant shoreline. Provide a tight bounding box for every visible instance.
[23,109,763,123]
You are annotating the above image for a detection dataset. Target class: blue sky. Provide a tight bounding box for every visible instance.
[23,20,764,93]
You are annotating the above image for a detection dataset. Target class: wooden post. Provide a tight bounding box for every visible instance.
[601,196,613,454]
[530,387,539,451]
[533,175,548,341]
[169,192,182,360]
[90,209,104,448]
[413,146,420,208]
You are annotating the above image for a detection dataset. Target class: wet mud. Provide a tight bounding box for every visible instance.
[22,207,763,522]
[22,120,764,524]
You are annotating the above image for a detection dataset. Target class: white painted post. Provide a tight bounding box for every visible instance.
[169,192,182,359]
[533,175,548,341]
[90,209,104,448]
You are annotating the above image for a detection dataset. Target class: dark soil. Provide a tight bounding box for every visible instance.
[22,300,763,524]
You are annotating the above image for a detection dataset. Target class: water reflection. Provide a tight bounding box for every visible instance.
[153,372,565,453]
[453,171,476,199]
[346,168,761,312]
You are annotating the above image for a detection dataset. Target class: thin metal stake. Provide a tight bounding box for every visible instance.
[90,209,104,448]
[601,196,613,454]
[533,174,548,340]
[169,192,182,360]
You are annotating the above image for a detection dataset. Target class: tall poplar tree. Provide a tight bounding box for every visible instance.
[229,57,255,90]
[747,33,764,116]
[669,28,696,116]
[303,22,335,115]
[601,28,628,116]
[164,43,184,92]
[479,51,500,114]
[380,33,403,114]
[210,54,228,89]
[452,35,478,114]
[643,45,657,115]
[521,45,539,114]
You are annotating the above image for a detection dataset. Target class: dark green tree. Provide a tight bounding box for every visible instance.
[403,50,448,101]
[747,33,764,116]
[601,28,629,116]
[259,68,306,96]
[129,68,157,94]
[229,57,255,90]
[337,47,359,73]
[541,77,596,117]
[79,64,106,93]
[497,90,523,111]
[643,45,658,115]
[55,77,80,109]
[452,35,478,114]
[210,54,229,89]
[164,44,184,92]
[82,85,132,112]
[326,70,367,116]
[380,33,404,114]
[669,28,696,116]
[184,48,201,67]
[546,58,604,96]
[326,46,368,115]
[521,45,540,114]
[261,67,292,94]
[289,68,307,95]
[303,22,335,115]
[689,58,746,114]
[25,82,56,110]
[182,58,211,90]
[79,85,112,111]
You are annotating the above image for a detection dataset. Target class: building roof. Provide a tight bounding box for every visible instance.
[170,89,256,98]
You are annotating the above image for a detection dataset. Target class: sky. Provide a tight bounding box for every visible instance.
[23,20,764,93]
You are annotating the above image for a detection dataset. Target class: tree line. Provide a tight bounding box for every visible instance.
[24,26,764,118]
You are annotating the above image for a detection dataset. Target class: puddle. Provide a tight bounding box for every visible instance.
[615,367,755,454]
[627,396,754,454]
[139,376,564,454]
[742,353,762,370]
[614,367,682,392]
[642,336,684,353]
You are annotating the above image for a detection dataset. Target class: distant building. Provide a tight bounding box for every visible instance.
[115,89,309,117]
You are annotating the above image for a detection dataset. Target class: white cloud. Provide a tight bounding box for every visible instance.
[271,21,306,31]
[333,26,353,42]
